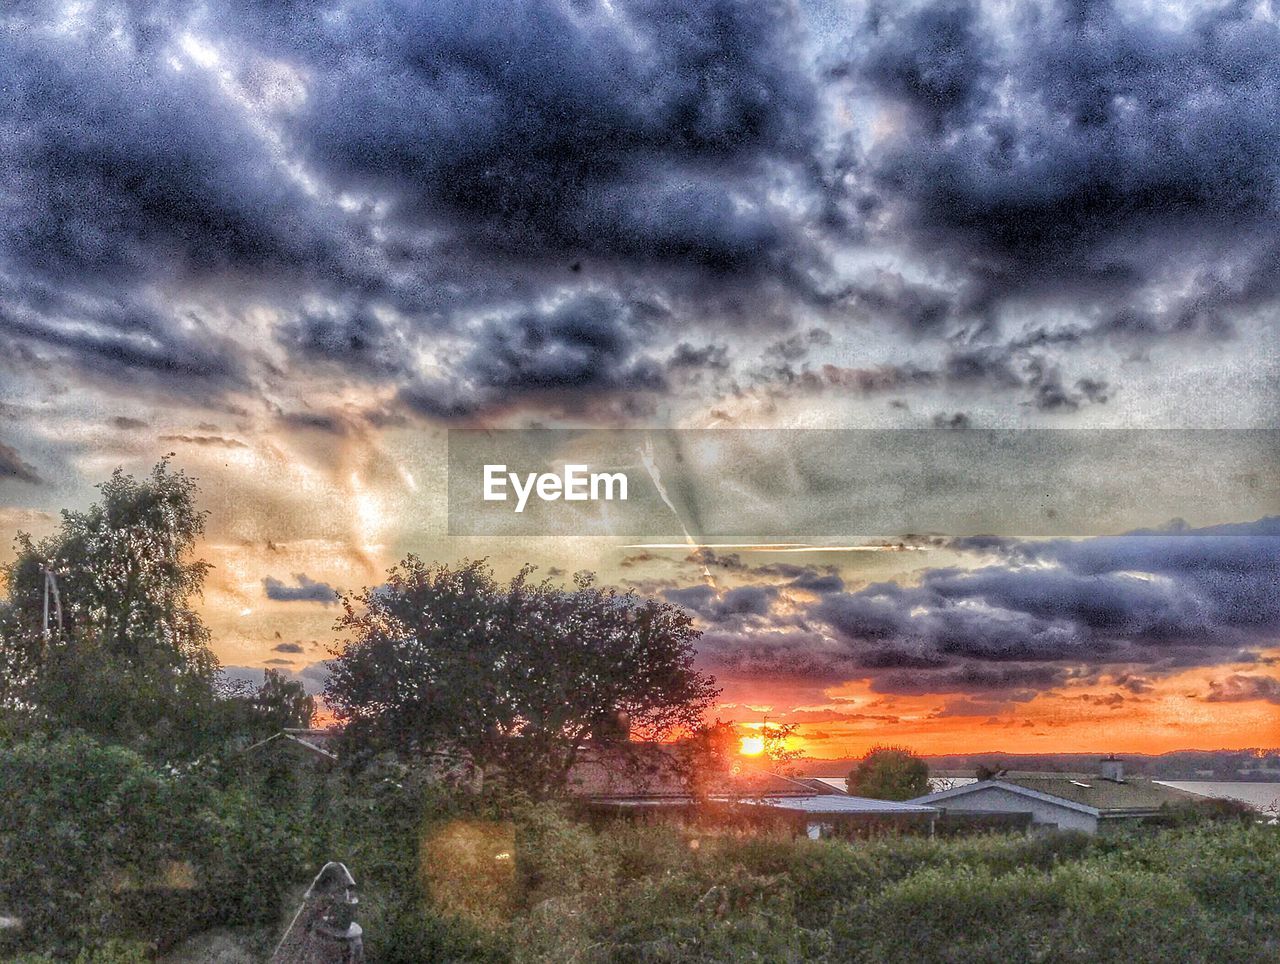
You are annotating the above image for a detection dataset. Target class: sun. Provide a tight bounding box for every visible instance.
[739,735,765,756]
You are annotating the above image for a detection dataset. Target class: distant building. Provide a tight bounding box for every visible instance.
[908,758,1203,833]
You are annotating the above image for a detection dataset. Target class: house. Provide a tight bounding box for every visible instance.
[908,758,1203,833]
[567,745,937,837]
[747,794,939,838]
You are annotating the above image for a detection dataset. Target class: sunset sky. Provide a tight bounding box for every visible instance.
[1,0,1278,757]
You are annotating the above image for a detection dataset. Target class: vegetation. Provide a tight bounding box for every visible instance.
[4,743,1278,962]
[0,733,305,957]
[355,802,1280,963]
[847,745,931,801]
[0,461,312,760]
[325,559,718,793]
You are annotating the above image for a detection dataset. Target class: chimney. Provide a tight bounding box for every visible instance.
[1099,755,1124,782]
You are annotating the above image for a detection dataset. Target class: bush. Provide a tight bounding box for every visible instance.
[0,734,311,955]
[12,742,1279,964]
[0,734,186,947]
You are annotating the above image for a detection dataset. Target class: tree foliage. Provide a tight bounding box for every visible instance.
[325,559,719,792]
[0,460,222,756]
[0,733,307,953]
[218,669,317,742]
[847,745,931,801]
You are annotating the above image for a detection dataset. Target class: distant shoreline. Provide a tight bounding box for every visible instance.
[798,749,1280,783]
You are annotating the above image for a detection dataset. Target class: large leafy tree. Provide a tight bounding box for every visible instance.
[0,460,222,756]
[847,745,931,800]
[325,559,719,792]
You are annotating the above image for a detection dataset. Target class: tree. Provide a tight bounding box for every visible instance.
[325,559,719,792]
[0,460,222,757]
[218,669,317,741]
[251,668,316,732]
[847,745,930,800]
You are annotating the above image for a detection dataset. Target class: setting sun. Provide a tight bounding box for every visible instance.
[739,735,765,756]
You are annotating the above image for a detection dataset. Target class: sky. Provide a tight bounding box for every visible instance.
[1,0,1278,757]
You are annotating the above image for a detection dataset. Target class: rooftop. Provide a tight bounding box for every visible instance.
[750,795,938,815]
[913,771,1203,815]
[997,774,1202,813]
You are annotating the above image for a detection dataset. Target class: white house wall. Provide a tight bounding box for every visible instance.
[933,786,1099,833]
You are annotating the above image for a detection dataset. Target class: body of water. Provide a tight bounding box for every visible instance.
[1156,781,1280,812]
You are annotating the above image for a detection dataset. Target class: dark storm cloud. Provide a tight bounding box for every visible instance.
[772,567,846,595]
[665,584,779,623]
[0,2,371,395]
[931,412,971,429]
[279,307,408,380]
[816,517,1280,680]
[782,345,1112,413]
[696,627,857,682]
[0,292,253,397]
[844,0,1280,330]
[1,0,827,411]
[669,343,730,373]
[159,434,248,448]
[401,293,668,417]
[928,697,1017,719]
[868,664,1069,696]
[5,0,1280,419]
[692,517,1280,695]
[262,573,338,604]
[685,548,749,572]
[282,0,821,277]
[677,550,845,593]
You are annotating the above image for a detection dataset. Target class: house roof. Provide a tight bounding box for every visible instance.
[566,745,843,802]
[910,773,1202,816]
[749,795,938,815]
[243,728,339,762]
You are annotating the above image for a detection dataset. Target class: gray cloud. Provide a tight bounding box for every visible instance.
[3,0,1278,421]
[401,293,668,418]
[665,584,780,623]
[1203,674,1280,705]
[0,442,41,484]
[688,517,1280,695]
[262,573,338,604]
[842,0,1280,333]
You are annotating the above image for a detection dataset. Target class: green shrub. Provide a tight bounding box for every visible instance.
[0,734,186,947]
[0,733,311,955]
[512,804,614,906]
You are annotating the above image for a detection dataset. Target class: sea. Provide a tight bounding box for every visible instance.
[809,776,1280,813]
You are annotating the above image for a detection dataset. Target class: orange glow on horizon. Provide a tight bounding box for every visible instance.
[714,657,1280,760]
